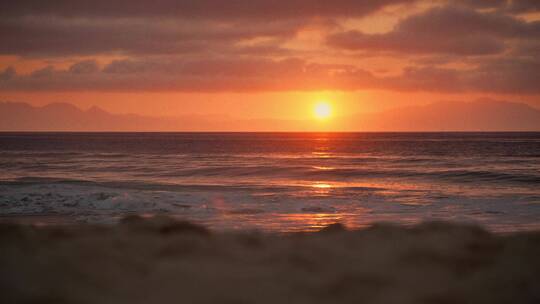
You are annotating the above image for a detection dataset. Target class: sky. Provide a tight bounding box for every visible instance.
[1,0,539,129]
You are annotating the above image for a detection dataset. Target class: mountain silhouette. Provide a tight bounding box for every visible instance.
[1,100,539,131]
[0,102,217,131]
[346,100,540,131]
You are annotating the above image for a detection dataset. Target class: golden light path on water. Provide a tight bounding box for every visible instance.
[193,140,379,232]
[206,133,498,233]
[277,136,354,231]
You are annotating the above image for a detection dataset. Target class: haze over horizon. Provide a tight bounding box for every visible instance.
[1,0,540,130]
[2,99,540,131]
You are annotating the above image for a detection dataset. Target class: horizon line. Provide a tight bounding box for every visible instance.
[2,131,540,134]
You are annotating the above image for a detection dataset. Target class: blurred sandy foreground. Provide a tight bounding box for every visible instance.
[1,216,539,304]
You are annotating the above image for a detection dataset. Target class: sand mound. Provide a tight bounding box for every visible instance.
[1,217,539,304]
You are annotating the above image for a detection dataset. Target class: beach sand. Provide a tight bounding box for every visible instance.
[1,216,539,304]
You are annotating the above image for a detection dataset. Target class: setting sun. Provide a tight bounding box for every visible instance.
[314,102,332,120]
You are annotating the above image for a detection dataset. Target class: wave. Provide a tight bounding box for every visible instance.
[1,133,539,189]
[0,176,305,193]
[2,163,539,188]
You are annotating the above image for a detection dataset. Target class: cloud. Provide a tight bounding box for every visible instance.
[0,0,415,57]
[0,66,16,81]
[327,31,505,55]
[464,58,540,94]
[30,66,55,78]
[0,1,538,96]
[1,56,538,94]
[454,0,508,9]
[513,40,540,58]
[0,0,413,19]
[384,66,464,92]
[383,57,540,94]
[0,57,376,92]
[507,0,540,13]
[327,5,540,55]
[68,60,100,74]
[0,16,306,56]
[456,0,540,13]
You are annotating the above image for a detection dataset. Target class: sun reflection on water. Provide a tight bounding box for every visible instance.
[312,183,332,189]
[312,151,332,158]
[279,213,344,232]
[312,166,334,170]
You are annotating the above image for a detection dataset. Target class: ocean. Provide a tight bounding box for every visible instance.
[1,132,539,232]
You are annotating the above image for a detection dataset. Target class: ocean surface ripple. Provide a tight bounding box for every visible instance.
[1,132,539,232]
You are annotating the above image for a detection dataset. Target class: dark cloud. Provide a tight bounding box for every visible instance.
[456,0,540,12]
[0,57,373,92]
[507,0,540,13]
[328,5,540,55]
[1,56,538,94]
[454,0,508,9]
[0,67,16,81]
[0,1,415,57]
[0,1,538,96]
[382,57,540,94]
[397,6,539,38]
[0,17,304,56]
[465,58,540,94]
[68,60,100,74]
[0,0,413,19]
[103,60,155,74]
[513,40,540,58]
[384,66,464,92]
[30,66,55,78]
[327,31,505,55]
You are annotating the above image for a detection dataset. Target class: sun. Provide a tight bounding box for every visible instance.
[313,101,332,120]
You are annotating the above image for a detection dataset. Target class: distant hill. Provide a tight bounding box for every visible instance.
[0,102,221,131]
[1,100,539,131]
[347,100,540,131]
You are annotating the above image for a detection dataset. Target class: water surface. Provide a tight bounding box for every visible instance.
[1,132,539,232]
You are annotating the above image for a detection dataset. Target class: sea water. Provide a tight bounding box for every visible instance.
[1,132,539,232]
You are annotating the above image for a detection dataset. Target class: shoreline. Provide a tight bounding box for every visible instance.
[2,216,539,303]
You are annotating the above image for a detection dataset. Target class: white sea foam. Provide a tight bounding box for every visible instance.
[1,181,539,232]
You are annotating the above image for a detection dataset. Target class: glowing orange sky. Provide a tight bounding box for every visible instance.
[2,90,537,119]
[0,0,539,130]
